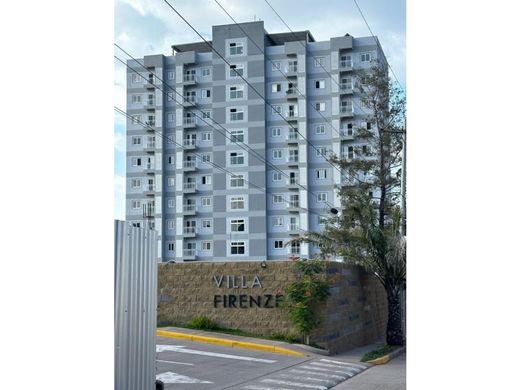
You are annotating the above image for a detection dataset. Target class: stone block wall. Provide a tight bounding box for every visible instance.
[157,261,387,353]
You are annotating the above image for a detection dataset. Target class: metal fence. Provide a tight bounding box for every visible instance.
[114,220,158,390]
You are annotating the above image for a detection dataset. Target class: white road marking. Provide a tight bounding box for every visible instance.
[261,378,328,390]
[156,371,212,384]
[310,361,361,372]
[289,368,347,380]
[276,373,335,384]
[156,359,194,366]
[243,386,295,390]
[156,344,277,363]
[320,359,368,369]
[300,365,354,376]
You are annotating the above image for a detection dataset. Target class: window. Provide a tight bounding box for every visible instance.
[271,127,281,137]
[131,179,141,188]
[362,145,372,155]
[315,102,326,111]
[272,105,282,114]
[230,108,244,121]
[131,73,141,83]
[132,95,141,104]
[230,175,245,188]
[316,147,327,157]
[202,132,211,142]
[167,92,174,101]
[315,124,325,134]
[202,110,211,119]
[273,217,283,226]
[273,172,282,181]
[229,85,244,99]
[168,199,175,208]
[201,175,212,185]
[201,68,210,77]
[273,194,283,204]
[131,115,141,124]
[167,242,175,252]
[201,89,211,98]
[230,219,245,232]
[202,241,212,251]
[229,42,244,55]
[230,151,244,165]
[167,156,174,165]
[131,200,141,209]
[167,220,175,230]
[361,52,372,62]
[316,169,327,179]
[131,157,142,166]
[271,61,281,71]
[230,130,244,143]
[230,241,245,255]
[271,83,281,93]
[201,153,211,163]
[201,197,212,207]
[167,71,174,80]
[318,215,327,225]
[168,177,175,187]
[202,219,212,228]
[229,64,244,77]
[167,113,174,122]
[272,149,282,159]
[367,122,372,130]
[347,146,355,159]
[314,57,324,67]
[230,196,245,210]
[288,149,298,162]
[274,240,284,249]
[132,136,142,145]
[317,192,328,202]
[315,80,325,89]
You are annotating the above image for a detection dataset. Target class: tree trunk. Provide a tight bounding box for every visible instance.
[386,287,404,345]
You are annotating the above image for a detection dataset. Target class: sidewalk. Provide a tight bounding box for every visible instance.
[332,352,406,389]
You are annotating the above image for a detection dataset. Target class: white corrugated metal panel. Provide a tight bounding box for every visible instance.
[115,220,158,390]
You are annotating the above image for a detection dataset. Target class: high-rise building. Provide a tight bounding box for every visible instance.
[125,21,387,262]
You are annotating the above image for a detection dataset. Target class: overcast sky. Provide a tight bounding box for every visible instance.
[114,0,406,220]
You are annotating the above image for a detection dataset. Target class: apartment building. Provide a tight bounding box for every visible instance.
[125,21,387,262]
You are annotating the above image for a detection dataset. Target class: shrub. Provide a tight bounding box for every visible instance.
[186,316,220,331]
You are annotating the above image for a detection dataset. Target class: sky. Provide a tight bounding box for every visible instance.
[114,0,406,220]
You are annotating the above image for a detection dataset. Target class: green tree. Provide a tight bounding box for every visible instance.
[301,61,406,345]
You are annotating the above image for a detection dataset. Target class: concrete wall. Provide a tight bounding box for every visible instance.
[157,261,387,353]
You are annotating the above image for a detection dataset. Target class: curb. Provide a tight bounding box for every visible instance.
[156,329,308,357]
[366,346,406,365]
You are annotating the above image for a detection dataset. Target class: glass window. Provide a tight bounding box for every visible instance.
[229,85,244,99]
[361,52,372,62]
[272,83,281,93]
[230,196,245,210]
[229,64,244,77]
[274,240,284,249]
[273,172,282,181]
[202,219,212,228]
[230,108,244,121]
[273,194,283,204]
[271,127,281,137]
[230,174,245,188]
[317,192,327,202]
[201,68,210,77]
[230,219,245,232]
[202,241,212,251]
[315,124,325,134]
[131,200,141,209]
[230,241,245,255]
[273,217,283,226]
[201,197,212,206]
[229,42,244,56]
[273,149,282,159]
[230,130,244,143]
[315,80,325,89]
[230,152,244,165]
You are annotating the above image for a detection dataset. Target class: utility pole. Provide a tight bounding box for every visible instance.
[401,120,406,236]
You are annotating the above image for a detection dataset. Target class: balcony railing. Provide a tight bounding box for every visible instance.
[340,60,353,68]
[287,156,299,163]
[340,106,354,115]
[288,178,298,186]
[146,142,155,149]
[288,223,300,232]
[287,64,298,73]
[183,204,196,213]
[340,128,354,138]
[183,182,196,190]
[340,83,353,92]
[183,160,196,169]
[144,163,154,170]
[183,248,196,257]
[183,226,196,234]
[290,247,301,255]
[145,120,155,126]
[287,132,298,141]
[146,184,154,192]
[288,200,300,208]
[183,74,195,82]
[183,95,196,104]
[183,117,196,126]
[183,139,197,147]
[286,110,297,118]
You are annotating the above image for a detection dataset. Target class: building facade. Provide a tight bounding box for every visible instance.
[125,21,387,262]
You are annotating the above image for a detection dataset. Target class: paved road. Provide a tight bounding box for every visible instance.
[331,353,406,390]
[155,336,369,390]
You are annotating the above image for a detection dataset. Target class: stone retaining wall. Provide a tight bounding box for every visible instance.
[157,261,387,353]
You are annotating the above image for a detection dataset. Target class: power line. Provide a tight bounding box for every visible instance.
[115,47,338,210]
[115,106,333,225]
[160,0,345,179]
[352,0,404,90]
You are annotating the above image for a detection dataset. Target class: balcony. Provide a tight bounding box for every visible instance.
[286,132,298,144]
[144,184,155,196]
[285,110,298,121]
[340,128,355,140]
[183,74,196,85]
[287,200,300,212]
[142,203,155,218]
[183,227,196,238]
[286,64,298,77]
[143,163,155,174]
[183,117,196,129]
[183,138,197,149]
[183,248,197,260]
[144,99,155,110]
[288,224,300,235]
[340,60,353,71]
[183,160,197,171]
[339,84,353,95]
[183,204,196,215]
[145,78,155,89]
[285,88,298,100]
[183,95,197,107]
[287,156,299,166]
[289,247,301,255]
[143,141,156,152]
[340,106,354,117]
[287,178,299,190]
[183,182,196,193]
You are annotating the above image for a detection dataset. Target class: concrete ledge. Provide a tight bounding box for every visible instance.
[156,329,307,357]
[366,346,406,365]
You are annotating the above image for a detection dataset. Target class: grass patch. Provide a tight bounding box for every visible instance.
[360,344,399,362]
